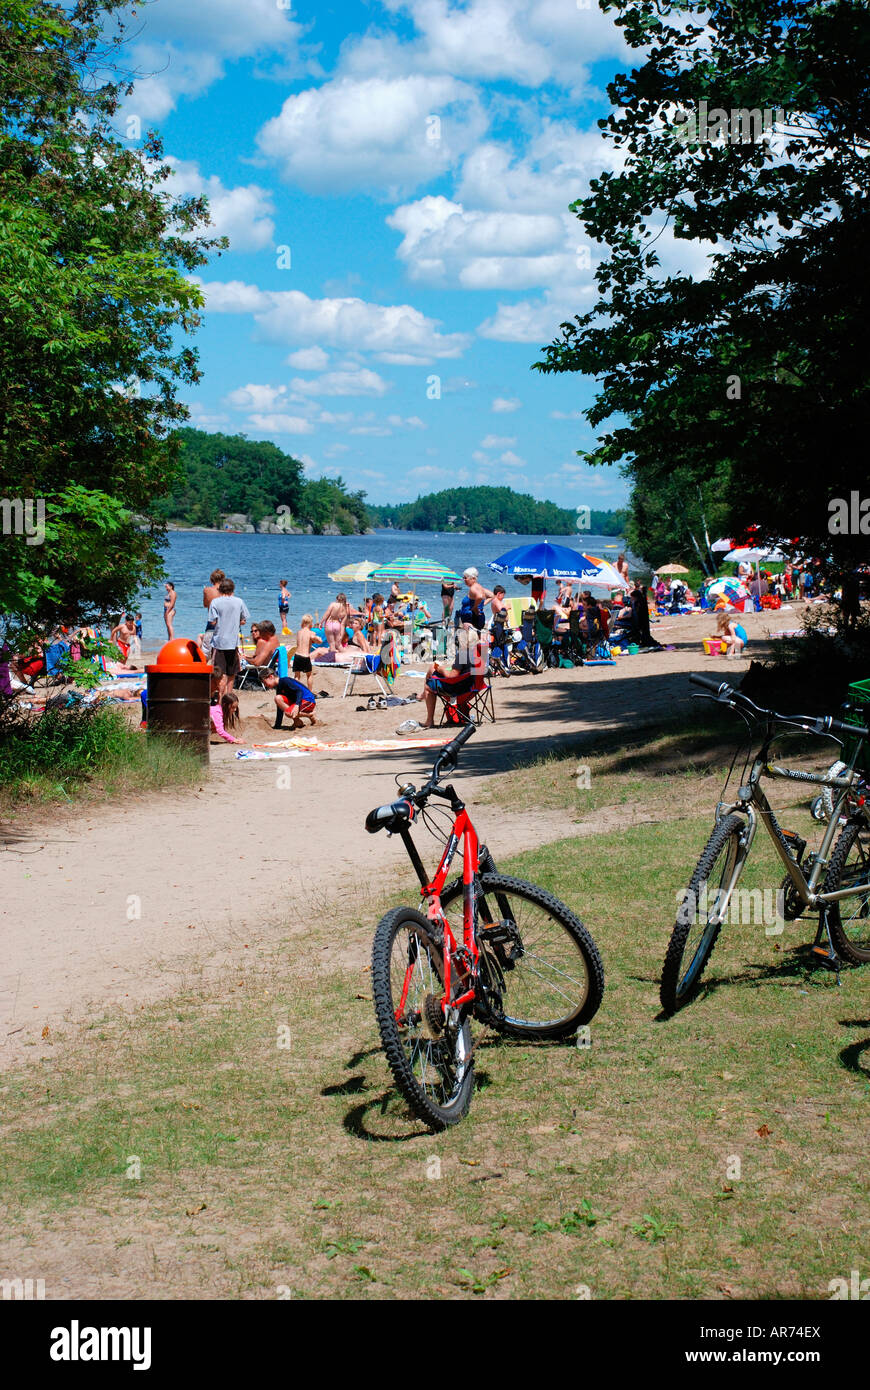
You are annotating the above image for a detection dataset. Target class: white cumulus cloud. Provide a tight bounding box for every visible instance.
[193,279,471,362]
[257,75,486,197]
[492,396,521,412]
[290,369,391,397]
[161,158,276,251]
[246,413,315,434]
[286,347,330,370]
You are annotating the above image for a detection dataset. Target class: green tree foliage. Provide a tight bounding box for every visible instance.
[0,0,224,632]
[535,0,870,570]
[369,486,627,536]
[159,429,370,534]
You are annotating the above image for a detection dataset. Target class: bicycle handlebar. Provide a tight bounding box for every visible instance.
[689,674,870,740]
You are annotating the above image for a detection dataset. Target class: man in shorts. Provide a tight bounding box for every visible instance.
[208,577,250,695]
[262,672,317,729]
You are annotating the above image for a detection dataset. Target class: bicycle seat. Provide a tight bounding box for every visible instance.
[365,799,415,834]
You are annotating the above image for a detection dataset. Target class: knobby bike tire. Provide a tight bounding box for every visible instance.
[439,874,604,1039]
[371,906,474,1131]
[823,820,870,964]
[660,814,745,1015]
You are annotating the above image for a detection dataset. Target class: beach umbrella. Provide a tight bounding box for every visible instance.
[723,546,785,564]
[327,560,380,585]
[488,540,600,580]
[724,545,785,596]
[656,563,690,576]
[577,554,629,589]
[707,577,744,609]
[711,537,734,553]
[369,556,462,595]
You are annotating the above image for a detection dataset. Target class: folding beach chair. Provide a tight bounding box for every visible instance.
[534,611,562,669]
[432,670,495,727]
[237,646,281,691]
[566,611,587,665]
[342,634,393,699]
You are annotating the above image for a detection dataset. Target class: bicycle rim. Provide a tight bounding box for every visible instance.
[677,825,742,1002]
[440,874,604,1036]
[372,909,473,1125]
[826,824,870,960]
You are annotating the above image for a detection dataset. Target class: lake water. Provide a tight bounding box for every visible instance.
[135,530,628,645]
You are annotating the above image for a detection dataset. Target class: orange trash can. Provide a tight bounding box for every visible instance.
[145,639,213,762]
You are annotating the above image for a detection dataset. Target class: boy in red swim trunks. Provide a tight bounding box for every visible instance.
[262,672,318,729]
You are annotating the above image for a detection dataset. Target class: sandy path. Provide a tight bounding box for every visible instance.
[0,603,802,1063]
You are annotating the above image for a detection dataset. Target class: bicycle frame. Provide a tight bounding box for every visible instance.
[396,803,481,1012]
[711,727,870,922]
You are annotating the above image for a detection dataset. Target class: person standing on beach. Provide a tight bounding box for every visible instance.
[292,615,323,690]
[163,582,176,640]
[616,554,630,589]
[201,568,224,656]
[321,593,350,653]
[208,577,250,695]
[278,579,291,629]
[441,577,456,622]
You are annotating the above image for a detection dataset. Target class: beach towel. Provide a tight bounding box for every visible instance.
[235,749,310,760]
[254,735,453,752]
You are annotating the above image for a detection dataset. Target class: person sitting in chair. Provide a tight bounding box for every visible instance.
[245,620,279,671]
[415,656,477,728]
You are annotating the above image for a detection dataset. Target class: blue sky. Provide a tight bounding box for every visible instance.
[117,0,644,510]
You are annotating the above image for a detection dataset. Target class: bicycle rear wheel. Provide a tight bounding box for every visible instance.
[823,821,870,964]
[660,814,746,1014]
[371,907,474,1130]
[440,874,604,1039]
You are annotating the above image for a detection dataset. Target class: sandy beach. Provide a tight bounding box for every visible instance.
[1,602,805,1065]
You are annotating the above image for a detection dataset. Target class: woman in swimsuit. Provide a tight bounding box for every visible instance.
[164,582,176,640]
[278,579,291,626]
[441,579,456,622]
[321,593,350,653]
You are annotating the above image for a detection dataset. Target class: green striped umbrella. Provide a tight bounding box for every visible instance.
[369,556,462,585]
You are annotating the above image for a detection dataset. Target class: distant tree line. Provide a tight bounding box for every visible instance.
[155,429,370,534]
[368,486,628,536]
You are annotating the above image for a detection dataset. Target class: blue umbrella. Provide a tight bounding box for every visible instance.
[488,540,601,580]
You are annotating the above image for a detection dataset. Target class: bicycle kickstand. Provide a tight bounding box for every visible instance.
[811,910,843,984]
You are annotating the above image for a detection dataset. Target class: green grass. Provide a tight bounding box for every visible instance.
[0,704,204,808]
[0,729,867,1299]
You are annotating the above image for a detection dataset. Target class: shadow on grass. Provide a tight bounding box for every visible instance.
[837,1018,870,1079]
[649,945,843,1019]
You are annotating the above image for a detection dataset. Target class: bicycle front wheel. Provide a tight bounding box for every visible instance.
[823,821,870,964]
[371,907,474,1130]
[660,814,746,1014]
[440,874,604,1039]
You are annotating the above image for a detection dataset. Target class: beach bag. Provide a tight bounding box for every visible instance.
[558,656,574,668]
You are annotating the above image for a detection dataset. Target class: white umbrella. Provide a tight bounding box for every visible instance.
[724,546,785,564]
[723,546,785,604]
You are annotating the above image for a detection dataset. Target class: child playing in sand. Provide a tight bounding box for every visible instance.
[209,683,245,744]
[714,610,748,658]
[291,614,324,689]
[262,672,318,729]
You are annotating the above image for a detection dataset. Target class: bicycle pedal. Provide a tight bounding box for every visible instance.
[811,945,843,972]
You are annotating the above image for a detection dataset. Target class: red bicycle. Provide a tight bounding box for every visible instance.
[365,722,605,1129]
